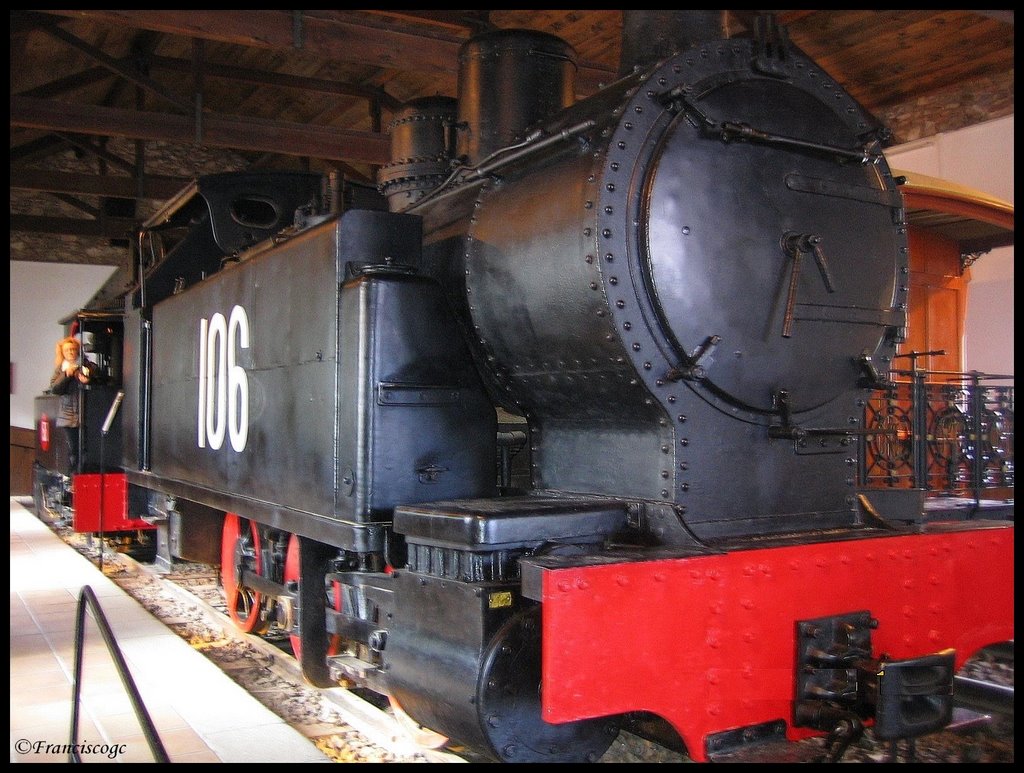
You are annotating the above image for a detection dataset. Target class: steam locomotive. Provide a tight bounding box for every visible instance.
[33,11,1013,763]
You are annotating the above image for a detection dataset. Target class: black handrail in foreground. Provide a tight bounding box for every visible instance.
[70,584,170,763]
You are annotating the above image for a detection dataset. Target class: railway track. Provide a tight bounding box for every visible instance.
[108,556,466,763]
[38,504,1014,764]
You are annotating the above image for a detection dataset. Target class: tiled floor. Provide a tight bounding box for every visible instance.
[9,497,331,764]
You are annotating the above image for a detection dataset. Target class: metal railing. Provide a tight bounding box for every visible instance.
[69,585,169,763]
[861,368,1014,503]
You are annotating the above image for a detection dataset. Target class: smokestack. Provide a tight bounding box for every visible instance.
[618,10,741,76]
[456,29,577,167]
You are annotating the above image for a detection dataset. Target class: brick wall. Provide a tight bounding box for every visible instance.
[879,71,1015,144]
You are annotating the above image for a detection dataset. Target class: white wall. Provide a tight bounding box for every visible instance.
[9,262,119,428]
[885,115,1014,378]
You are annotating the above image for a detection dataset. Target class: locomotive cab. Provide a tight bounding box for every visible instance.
[33,311,143,538]
[34,312,124,480]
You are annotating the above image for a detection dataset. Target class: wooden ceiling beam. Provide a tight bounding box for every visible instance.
[10,168,188,200]
[148,55,402,112]
[10,9,64,37]
[11,96,391,165]
[13,55,400,118]
[39,10,614,95]
[51,193,101,218]
[10,136,75,165]
[370,10,493,33]
[40,23,192,114]
[54,132,137,174]
[16,66,113,99]
[42,10,462,73]
[10,247,128,269]
[11,214,137,241]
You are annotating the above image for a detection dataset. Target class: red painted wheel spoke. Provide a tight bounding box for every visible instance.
[285,533,343,659]
[220,513,267,634]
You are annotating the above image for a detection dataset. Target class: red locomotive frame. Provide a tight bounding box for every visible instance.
[536,522,1014,761]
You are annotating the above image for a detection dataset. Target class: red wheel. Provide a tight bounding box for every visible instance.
[284,533,343,660]
[221,513,268,634]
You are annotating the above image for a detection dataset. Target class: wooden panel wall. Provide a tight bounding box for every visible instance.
[10,425,36,496]
[902,227,967,373]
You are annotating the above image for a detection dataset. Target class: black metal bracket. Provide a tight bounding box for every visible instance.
[666,334,720,382]
[857,350,894,390]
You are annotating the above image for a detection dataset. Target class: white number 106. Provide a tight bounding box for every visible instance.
[197,305,249,452]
